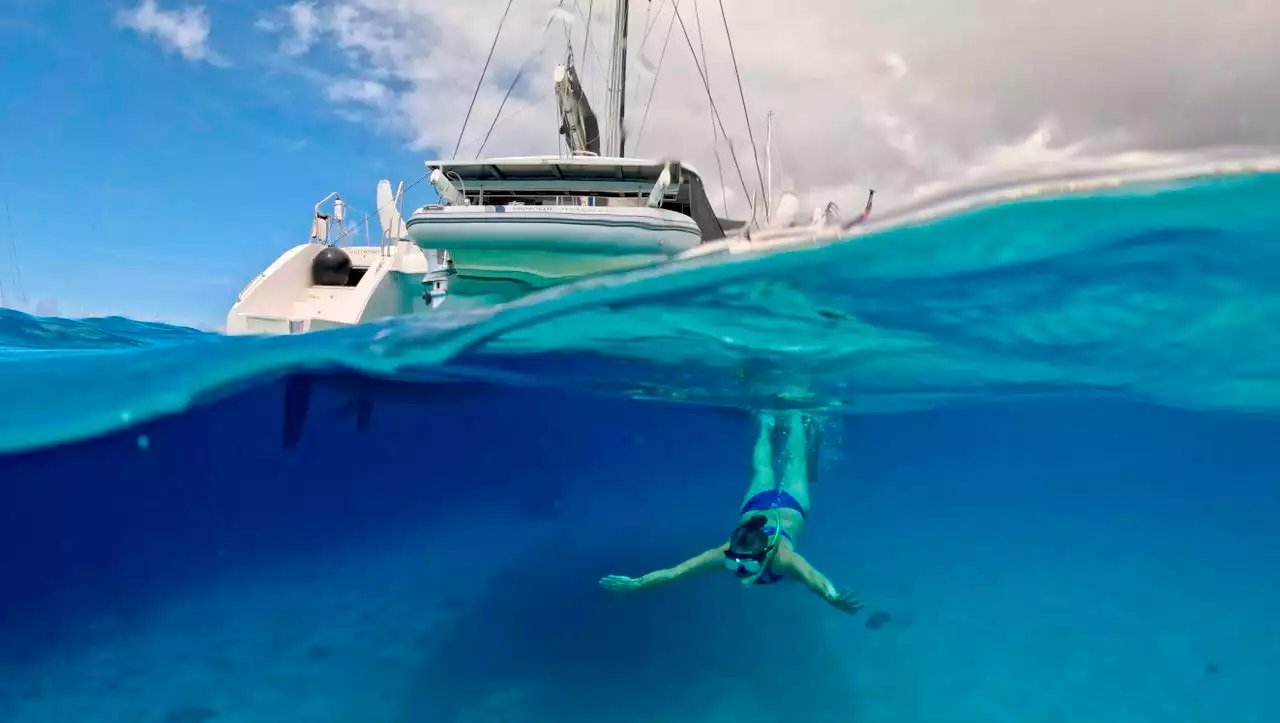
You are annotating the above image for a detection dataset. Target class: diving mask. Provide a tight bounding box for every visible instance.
[722,551,768,577]
[723,518,781,579]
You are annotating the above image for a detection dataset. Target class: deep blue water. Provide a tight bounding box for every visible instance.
[3,163,1280,722]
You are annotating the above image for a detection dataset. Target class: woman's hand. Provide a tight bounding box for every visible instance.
[828,588,864,614]
[599,574,643,593]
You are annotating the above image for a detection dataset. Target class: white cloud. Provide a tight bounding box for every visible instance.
[258,0,322,56]
[325,77,393,107]
[117,0,225,66]
[254,0,1280,217]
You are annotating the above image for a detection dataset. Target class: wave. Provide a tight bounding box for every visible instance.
[2,157,1279,455]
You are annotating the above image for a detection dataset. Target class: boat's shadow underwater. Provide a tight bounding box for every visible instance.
[396,535,861,723]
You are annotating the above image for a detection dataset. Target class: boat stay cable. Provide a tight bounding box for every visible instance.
[628,0,653,112]
[474,2,566,158]
[643,0,669,41]
[633,1,678,152]
[573,0,609,99]
[0,152,7,303]
[0,140,24,305]
[671,2,752,204]
[692,0,729,216]
[451,0,516,160]
[629,0,668,101]
[716,0,766,213]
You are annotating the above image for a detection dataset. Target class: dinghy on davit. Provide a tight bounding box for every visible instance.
[406,154,734,298]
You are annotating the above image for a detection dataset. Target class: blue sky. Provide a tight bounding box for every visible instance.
[0,1,439,329]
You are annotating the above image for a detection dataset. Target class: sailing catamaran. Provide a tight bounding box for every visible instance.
[404,0,743,301]
[225,0,866,335]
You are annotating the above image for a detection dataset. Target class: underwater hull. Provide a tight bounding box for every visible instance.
[406,205,702,292]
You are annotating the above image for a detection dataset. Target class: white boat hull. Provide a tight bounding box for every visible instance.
[225,242,433,335]
[406,205,702,294]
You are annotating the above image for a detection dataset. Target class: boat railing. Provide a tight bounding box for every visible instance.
[308,192,396,252]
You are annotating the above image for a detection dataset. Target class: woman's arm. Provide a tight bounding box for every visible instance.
[776,546,863,614]
[600,544,727,592]
[636,545,727,589]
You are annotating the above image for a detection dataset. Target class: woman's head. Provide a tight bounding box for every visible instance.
[723,515,778,583]
[728,515,772,556]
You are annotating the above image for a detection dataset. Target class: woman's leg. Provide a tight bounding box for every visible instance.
[779,412,813,514]
[739,412,777,510]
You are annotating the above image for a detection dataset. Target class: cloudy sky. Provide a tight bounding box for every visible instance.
[251,0,1280,208]
[1,0,1276,323]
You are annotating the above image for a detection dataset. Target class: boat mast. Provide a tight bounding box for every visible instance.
[606,0,630,157]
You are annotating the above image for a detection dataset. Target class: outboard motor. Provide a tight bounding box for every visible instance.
[312,245,352,286]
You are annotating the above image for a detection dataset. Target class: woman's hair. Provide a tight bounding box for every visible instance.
[728,515,771,556]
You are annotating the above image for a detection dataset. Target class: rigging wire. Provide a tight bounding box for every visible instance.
[629,0,653,116]
[451,0,516,160]
[633,1,678,151]
[0,156,7,302]
[474,3,564,157]
[570,0,612,122]
[715,0,766,207]
[629,0,667,108]
[0,144,24,304]
[692,0,728,215]
[331,168,432,245]
[575,0,608,97]
[638,0,654,49]
[643,0,669,40]
[629,0,672,126]
[581,0,596,78]
[670,2,752,203]
[466,95,533,158]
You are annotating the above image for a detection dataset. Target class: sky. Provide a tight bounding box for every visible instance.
[0,0,1276,329]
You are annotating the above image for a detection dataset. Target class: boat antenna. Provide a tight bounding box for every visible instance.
[452,0,516,160]
[716,0,766,208]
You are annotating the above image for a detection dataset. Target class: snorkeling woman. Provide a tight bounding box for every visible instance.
[599,412,863,614]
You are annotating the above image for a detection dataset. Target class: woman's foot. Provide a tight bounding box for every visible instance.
[803,415,822,483]
[788,411,805,439]
[757,411,776,432]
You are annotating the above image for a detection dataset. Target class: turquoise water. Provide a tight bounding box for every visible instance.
[3,162,1280,454]
[2,160,1280,723]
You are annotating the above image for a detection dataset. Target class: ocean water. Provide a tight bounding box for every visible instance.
[2,160,1280,722]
